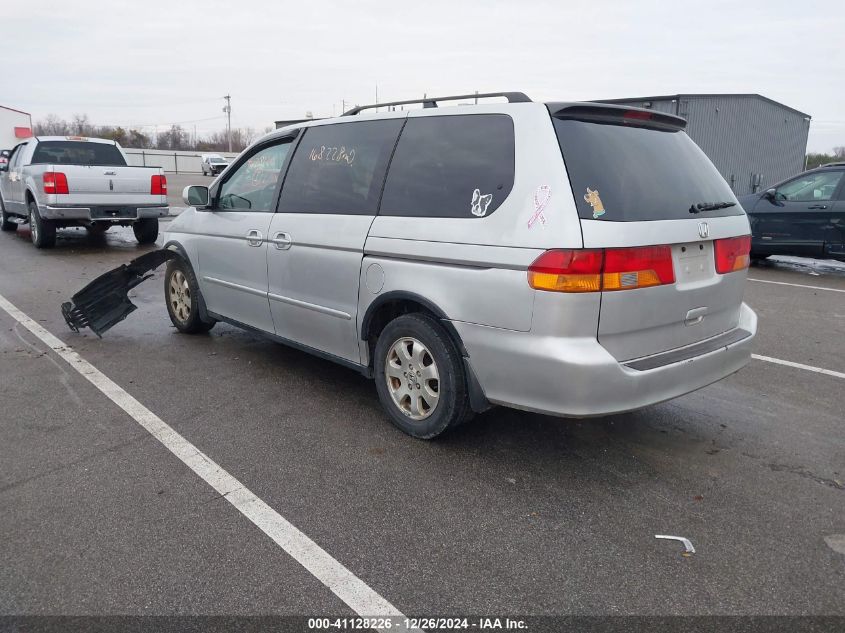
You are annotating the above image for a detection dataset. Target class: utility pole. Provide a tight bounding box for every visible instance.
[223,95,232,152]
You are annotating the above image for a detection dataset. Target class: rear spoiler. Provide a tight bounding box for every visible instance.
[547,103,687,131]
[62,249,178,337]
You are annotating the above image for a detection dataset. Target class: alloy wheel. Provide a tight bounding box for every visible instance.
[168,270,191,323]
[385,337,440,420]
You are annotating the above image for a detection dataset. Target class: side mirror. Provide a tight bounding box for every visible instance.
[183,185,210,208]
[763,188,776,201]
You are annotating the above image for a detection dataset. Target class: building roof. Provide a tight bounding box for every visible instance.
[0,104,32,116]
[596,94,810,119]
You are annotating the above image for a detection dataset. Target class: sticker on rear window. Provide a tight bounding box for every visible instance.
[528,185,551,229]
[470,188,493,217]
[584,187,606,219]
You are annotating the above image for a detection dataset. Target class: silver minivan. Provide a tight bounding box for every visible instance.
[164,92,757,439]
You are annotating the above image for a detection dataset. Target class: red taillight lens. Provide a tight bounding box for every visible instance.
[714,235,751,274]
[528,246,675,293]
[151,174,167,195]
[528,249,604,293]
[43,172,69,194]
[603,245,675,290]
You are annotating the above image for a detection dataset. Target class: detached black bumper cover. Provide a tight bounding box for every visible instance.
[62,249,178,337]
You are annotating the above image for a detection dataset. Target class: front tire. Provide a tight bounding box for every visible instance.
[164,258,215,334]
[133,218,159,244]
[1,195,16,232]
[374,313,472,439]
[29,201,56,248]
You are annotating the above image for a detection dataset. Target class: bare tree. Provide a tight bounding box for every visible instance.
[33,114,69,136]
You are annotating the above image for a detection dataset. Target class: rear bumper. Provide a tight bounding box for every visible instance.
[41,205,169,221]
[454,302,757,418]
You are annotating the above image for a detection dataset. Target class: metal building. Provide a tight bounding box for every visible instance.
[598,94,811,195]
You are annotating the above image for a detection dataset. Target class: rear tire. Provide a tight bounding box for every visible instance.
[374,313,472,439]
[29,201,56,248]
[133,218,159,244]
[164,258,215,334]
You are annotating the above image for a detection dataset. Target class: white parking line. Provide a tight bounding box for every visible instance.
[752,354,845,380]
[747,278,845,294]
[0,293,411,631]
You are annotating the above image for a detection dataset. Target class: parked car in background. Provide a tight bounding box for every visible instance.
[740,163,845,262]
[0,149,9,170]
[200,154,230,176]
[0,136,168,248]
[161,93,756,439]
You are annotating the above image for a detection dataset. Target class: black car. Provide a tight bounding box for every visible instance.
[739,163,845,262]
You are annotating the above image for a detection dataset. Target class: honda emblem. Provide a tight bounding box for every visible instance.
[698,221,709,239]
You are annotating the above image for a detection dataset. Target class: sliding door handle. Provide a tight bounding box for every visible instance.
[271,232,292,250]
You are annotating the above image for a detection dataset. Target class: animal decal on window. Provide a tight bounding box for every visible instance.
[470,188,493,217]
[584,187,606,219]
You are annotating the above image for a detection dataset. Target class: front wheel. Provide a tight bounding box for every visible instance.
[164,258,215,334]
[374,313,472,439]
[133,218,159,244]
[1,195,16,232]
[29,201,56,248]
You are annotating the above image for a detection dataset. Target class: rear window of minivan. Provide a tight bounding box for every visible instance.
[553,118,743,222]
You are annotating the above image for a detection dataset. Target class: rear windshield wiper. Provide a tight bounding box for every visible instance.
[689,201,736,214]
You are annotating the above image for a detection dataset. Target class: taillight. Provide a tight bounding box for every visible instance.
[43,172,69,194]
[151,174,167,195]
[603,245,675,290]
[714,235,751,274]
[528,246,675,293]
[527,249,604,292]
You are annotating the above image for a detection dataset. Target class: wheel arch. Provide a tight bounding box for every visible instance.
[361,291,467,357]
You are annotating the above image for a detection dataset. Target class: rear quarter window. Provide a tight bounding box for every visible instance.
[31,141,127,167]
[278,119,404,215]
[379,114,515,218]
[553,118,743,222]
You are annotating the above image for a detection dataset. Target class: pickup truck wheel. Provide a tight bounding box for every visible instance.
[29,201,56,248]
[133,218,159,244]
[374,313,472,439]
[164,259,215,334]
[1,209,16,232]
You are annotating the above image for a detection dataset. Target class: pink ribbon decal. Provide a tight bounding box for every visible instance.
[527,185,551,229]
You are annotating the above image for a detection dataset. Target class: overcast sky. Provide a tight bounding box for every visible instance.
[3,0,843,152]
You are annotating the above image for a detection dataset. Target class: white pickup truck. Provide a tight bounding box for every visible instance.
[0,136,168,248]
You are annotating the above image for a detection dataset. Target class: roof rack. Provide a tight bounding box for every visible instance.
[820,161,845,168]
[342,92,532,116]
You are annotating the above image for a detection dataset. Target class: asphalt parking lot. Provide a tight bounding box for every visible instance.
[0,221,843,625]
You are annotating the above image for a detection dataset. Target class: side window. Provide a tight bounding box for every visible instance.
[217,140,292,212]
[9,144,25,169]
[277,119,404,215]
[380,114,515,218]
[776,171,843,202]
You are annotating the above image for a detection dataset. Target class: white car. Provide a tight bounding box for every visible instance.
[200,154,230,176]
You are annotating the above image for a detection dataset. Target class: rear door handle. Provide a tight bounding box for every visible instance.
[271,231,292,250]
[246,229,263,247]
[808,204,828,209]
